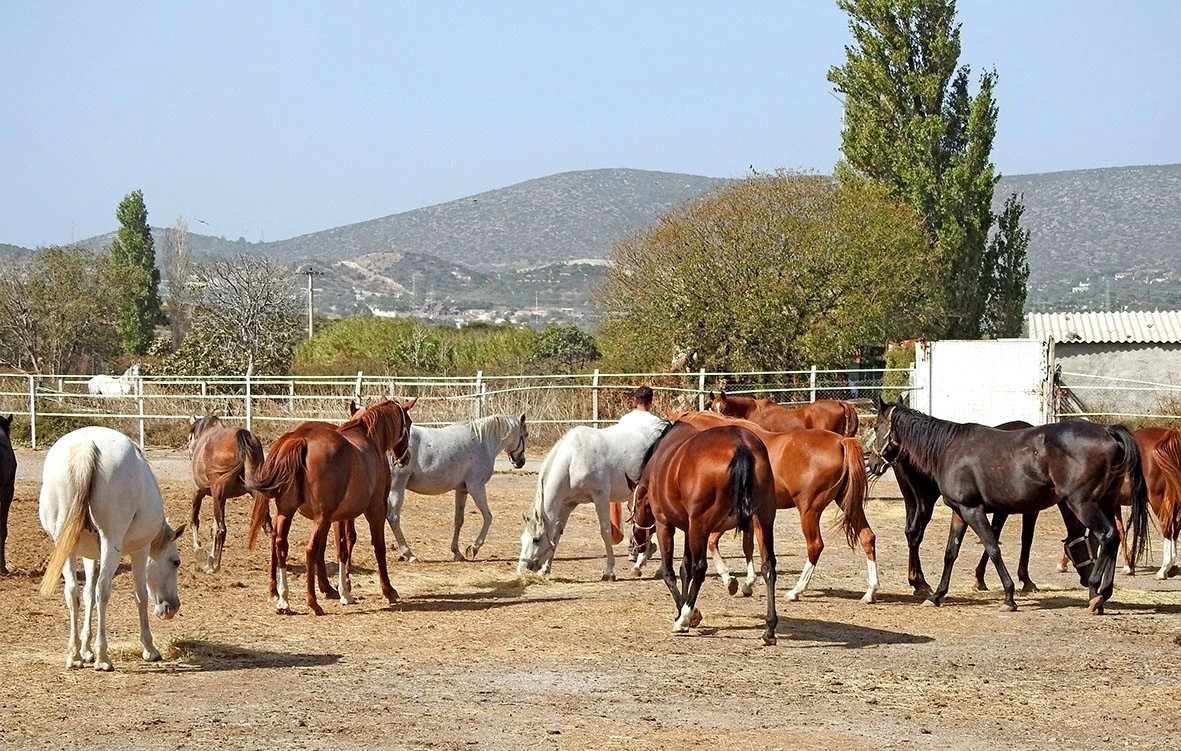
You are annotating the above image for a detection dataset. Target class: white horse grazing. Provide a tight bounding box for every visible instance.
[518,410,668,581]
[39,426,185,672]
[87,363,140,396]
[386,413,528,562]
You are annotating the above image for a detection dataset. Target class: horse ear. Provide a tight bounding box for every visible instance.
[871,395,883,411]
[0,414,11,430]
[403,397,417,410]
[895,394,905,406]
[189,415,198,426]
[519,413,526,424]
[348,400,359,416]
[172,524,187,541]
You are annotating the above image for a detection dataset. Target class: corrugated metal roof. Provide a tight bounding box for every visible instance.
[1026,311,1181,344]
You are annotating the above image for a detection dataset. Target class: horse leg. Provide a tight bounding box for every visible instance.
[540,503,575,576]
[91,536,121,670]
[0,489,9,575]
[592,495,618,581]
[449,489,469,561]
[656,524,683,620]
[1017,512,1040,593]
[464,484,494,561]
[365,506,399,605]
[739,529,759,597]
[272,513,293,612]
[960,505,1018,611]
[190,487,207,551]
[753,514,778,646]
[335,521,355,605]
[853,511,880,604]
[927,512,969,607]
[385,481,416,563]
[62,554,83,668]
[787,510,825,602]
[129,547,161,662]
[708,531,737,595]
[674,526,709,633]
[1115,510,1133,575]
[904,490,936,597]
[304,518,333,616]
[316,522,341,599]
[1158,511,1179,579]
[1066,500,1120,613]
[204,492,228,574]
[973,512,1009,591]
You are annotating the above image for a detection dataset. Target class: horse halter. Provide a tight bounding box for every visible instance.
[626,485,656,532]
[870,406,900,471]
[391,403,412,467]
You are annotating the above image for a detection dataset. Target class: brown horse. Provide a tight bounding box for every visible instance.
[631,421,779,645]
[708,391,859,436]
[247,398,413,615]
[187,415,268,574]
[671,411,877,603]
[0,415,14,576]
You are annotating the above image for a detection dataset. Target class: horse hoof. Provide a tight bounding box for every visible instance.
[322,588,341,600]
[601,573,616,582]
[972,581,987,592]
[1056,562,1068,573]
[1168,566,1180,578]
[1087,596,1105,614]
[309,604,326,617]
[1020,583,1040,594]
[726,578,739,596]
[386,590,400,604]
[740,582,754,598]
[465,545,480,561]
[94,661,114,673]
[921,599,939,608]
[452,552,466,562]
[861,592,877,604]
[913,586,933,598]
[632,566,644,578]
[0,566,8,576]
[672,624,690,634]
[143,648,162,662]
[1122,566,1134,576]
[687,609,703,628]
[762,634,777,647]
[340,595,357,606]
[786,590,801,602]
[67,657,83,669]
[1000,601,1017,612]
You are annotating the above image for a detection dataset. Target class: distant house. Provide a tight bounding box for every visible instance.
[1027,310,1181,413]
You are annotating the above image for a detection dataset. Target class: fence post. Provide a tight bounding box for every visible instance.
[592,369,600,428]
[354,370,364,402]
[810,365,818,403]
[27,374,36,449]
[698,368,706,410]
[200,381,207,399]
[137,374,145,448]
[244,370,253,431]
[474,370,484,418]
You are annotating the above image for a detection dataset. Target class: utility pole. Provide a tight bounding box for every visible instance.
[301,266,323,339]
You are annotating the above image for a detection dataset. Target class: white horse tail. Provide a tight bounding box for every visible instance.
[39,441,100,597]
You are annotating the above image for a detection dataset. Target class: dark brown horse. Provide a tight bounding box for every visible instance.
[631,421,779,645]
[187,415,268,574]
[247,398,412,615]
[869,398,1148,613]
[708,391,859,436]
[0,415,14,575]
[668,411,877,603]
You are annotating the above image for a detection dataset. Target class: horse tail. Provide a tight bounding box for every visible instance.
[236,429,265,487]
[39,441,99,597]
[1110,424,1149,567]
[247,436,306,550]
[1152,430,1181,540]
[841,401,860,437]
[832,437,870,549]
[727,443,756,535]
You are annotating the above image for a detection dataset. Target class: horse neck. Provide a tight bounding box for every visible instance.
[891,407,961,479]
[472,414,512,448]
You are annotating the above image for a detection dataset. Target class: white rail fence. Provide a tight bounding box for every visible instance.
[0,367,904,449]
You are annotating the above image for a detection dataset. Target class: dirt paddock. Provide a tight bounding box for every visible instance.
[1,448,1179,750]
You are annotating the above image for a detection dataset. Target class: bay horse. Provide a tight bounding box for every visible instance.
[39,426,184,671]
[647,410,877,603]
[187,415,268,574]
[247,398,412,615]
[708,391,859,436]
[0,415,14,575]
[870,398,1148,613]
[630,421,779,644]
[517,409,668,580]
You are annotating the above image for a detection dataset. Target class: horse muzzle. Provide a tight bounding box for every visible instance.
[155,601,180,620]
[517,559,538,574]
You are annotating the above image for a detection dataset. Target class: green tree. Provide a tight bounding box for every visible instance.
[827,0,1028,338]
[596,171,937,372]
[109,189,163,353]
[531,325,600,374]
[982,193,1031,337]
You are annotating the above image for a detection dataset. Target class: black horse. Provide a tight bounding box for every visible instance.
[869,398,1147,613]
[0,415,15,575]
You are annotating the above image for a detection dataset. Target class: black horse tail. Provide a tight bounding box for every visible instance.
[1110,424,1149,567]
[728,443,756,535]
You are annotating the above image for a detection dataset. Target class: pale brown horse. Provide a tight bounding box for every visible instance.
[631,421,779,645]
[247,398,413,615]
[672,410,877,603]
[187,415,268,574]
[708,391,859,436]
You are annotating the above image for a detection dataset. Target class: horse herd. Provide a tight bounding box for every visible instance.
[24,388,1181,670]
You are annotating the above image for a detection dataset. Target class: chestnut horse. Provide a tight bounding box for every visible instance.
[708,391,859,436]
[247,398,412,615]
[667,411,877,603]
[187,415,268,574]
[631,421,779,645]
[869,399,1148,613]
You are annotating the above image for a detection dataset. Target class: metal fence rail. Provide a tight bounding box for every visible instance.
[0,367,906,448]
[1055,371,1181,425]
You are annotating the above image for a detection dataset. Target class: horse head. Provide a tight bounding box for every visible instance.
[146,522,186,620]
[0,414,12,437]
[868,396,906,476]
[187,414,223,448]
[707,391,728,413]
[517,507,551,574]
[505,414,528,469]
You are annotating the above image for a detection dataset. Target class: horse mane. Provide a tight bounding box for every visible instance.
[634,420,679,481]
[339,400,406,453]
[526,442,561,530]
[890,404,971,478]
[470,414,514,442]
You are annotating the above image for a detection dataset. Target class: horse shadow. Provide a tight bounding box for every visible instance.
[1029,595,1181,615]
[710,616,933,648]
[392,593,577,614]
[162,640,342,672]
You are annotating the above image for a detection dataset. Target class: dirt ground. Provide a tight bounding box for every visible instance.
[1,447,1179,751]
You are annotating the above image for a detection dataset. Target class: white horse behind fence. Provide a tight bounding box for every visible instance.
[385,413,528,562]
[517,410,668,581]
[38,426,185,671]
[87,363,140,396]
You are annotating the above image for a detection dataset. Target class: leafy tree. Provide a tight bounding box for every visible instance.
[0,246,120,374]
[531,325,600,374]
[164,254,299,375]
[596,171,937,372]
[828,0,1028,338]
[109,189,163,353]
[982,193,1031,337]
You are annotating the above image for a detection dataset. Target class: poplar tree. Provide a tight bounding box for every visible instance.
[828,0,1028,338]
[110,189,162,354]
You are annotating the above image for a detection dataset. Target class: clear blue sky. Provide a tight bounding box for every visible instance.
[2,1,1178,249]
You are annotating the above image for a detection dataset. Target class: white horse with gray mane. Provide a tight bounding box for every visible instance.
[385,413,528,562]
[39,426,185,672]
[518,410,668,581]
[87,363,140,396]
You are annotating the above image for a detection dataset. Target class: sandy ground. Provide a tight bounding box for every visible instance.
[1,447,1179,750]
